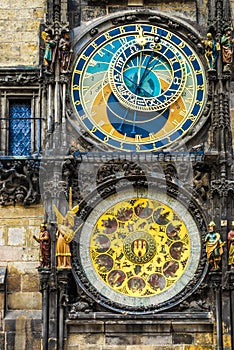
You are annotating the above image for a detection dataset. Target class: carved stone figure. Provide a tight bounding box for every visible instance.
[41,31,56,73]
[204,221,225,270]
[193,168,210,201]
[33,224,51,268]
[59,31,73,73]
[69,300,93,318]
[228,222,234,268]
[221,27,234,70]
[202,32,220,70]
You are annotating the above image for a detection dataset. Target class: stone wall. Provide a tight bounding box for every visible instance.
[0,205,44,311]
[0,205,44,349]
[0,0,46,67]
[65,316,214,350]
[80,1,203,24]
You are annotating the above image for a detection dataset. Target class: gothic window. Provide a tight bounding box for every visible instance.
[9,100,31,156]
[0,92,42,157]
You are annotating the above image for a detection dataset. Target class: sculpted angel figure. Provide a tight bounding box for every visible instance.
[54,197,79,269]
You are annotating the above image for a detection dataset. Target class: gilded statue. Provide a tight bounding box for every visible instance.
[228,221,234,268]
[54,189,80,269]
[204,221,225,270]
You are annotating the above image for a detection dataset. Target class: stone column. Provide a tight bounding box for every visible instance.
[209,271,223,349]
[57,270,71,350]
[40,270,51,350]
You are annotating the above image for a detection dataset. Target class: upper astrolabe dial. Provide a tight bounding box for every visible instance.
[72,23,207,152]
[108,30,187,112]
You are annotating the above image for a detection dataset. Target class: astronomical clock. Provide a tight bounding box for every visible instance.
[71,22,206,152]
[70,17,208,314]
[71,181,207,314]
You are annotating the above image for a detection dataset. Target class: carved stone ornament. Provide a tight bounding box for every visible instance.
[193,162,211,201]
[0,71,40,86]
[210,179,234,197]
[62,152,204,204]
[0,160,40,206]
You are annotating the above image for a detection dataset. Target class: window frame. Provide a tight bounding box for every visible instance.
[0,90,42,158]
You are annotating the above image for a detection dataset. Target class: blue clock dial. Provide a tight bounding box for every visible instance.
[72,24,207,152]
[107,93,170,138]
[109,39,186,112]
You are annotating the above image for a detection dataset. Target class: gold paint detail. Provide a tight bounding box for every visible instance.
[90,198,190,297]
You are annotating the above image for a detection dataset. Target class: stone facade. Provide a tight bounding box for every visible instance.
[65,316,214,350]
[0,0,46,67]
[1,0,234,349]
[0,207,43,349]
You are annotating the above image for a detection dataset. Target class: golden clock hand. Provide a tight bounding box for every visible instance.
[135,26,147,47]
[137,51,142,86]
[138,36,161,88]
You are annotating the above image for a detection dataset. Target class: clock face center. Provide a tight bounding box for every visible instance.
[123,52,162,98]
[124,231,157,264]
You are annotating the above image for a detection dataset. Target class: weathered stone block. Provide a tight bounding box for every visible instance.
[0,228,5,246]
[66,333,104,346]
[8,292,41,310]
[0,295,4,310]
[0,247,22,262]
[105,334,172,346]
[18,0,45,7]
[184,346,214,350]
[22,274,40,292]
[5,315,42,350]
[195,332,213,345]
[5,331,15,350]
[8,262,39,274]
[8,227,25,246]
[172,333,193,344]
[7,274,21,293]
[68,321,104,333]
[0,311,3,331]
[0,332,5,350]
[33,8,45,18]
[172,322,213,333]
[102,346,126,350]
[105,321,171,333]
[77,346,102,350]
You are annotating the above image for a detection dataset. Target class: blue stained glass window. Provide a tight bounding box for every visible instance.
[9,100,31,156]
